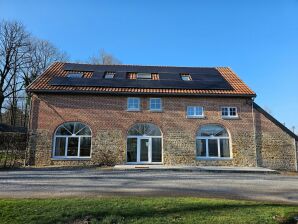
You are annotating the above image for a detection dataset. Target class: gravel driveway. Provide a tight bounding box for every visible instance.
[0,168,297,204]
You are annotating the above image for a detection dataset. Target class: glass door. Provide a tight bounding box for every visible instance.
[139,138,150,162]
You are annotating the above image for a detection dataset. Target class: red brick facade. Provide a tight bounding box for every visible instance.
[28,93,298,171]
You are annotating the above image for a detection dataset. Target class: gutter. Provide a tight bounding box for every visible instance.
[26,89,257,98]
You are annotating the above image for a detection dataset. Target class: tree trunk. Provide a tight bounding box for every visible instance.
[0,92,4,123]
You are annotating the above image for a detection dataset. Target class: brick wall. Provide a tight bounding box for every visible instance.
[28,93,297,170]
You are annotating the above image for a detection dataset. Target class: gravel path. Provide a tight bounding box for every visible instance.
[0,168,297,204]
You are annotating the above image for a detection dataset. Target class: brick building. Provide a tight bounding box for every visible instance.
[26,62,298,171]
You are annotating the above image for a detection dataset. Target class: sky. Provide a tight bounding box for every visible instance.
[1,0,297,133]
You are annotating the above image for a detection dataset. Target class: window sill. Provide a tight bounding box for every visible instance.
[196,157,232,161]
[149,110,163,113]
[127,109,141,112]
[51,157,91,161]
[187,116,205,119]
[221,116,239,120]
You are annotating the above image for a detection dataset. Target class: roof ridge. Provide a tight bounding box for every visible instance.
[63,61,229,69]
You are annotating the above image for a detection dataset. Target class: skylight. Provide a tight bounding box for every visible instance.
[181,74,192,81]
[104,72,115,79]
[136,73,152,80]
[67,73,82,78]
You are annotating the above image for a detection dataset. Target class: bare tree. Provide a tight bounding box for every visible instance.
[0,21,30,122]
[89,49,121,65]
[22,38,68,88]
[21,38,68,126]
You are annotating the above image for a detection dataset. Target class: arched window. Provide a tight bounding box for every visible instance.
[127,123,162,163]
[53,122,92,158]
[196,124,231,159]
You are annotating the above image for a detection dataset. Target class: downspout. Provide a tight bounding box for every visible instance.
[24,93,33,167]
[251,97,258,167]
[294,139,298,171]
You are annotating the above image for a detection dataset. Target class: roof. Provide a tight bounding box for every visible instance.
[26,62,256,97]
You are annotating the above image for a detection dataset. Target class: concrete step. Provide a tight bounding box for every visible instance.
[113,165,279,174]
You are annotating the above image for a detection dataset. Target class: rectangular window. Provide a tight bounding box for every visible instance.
[152,138,162,162]
[137,73,152,79]
[221,107,238,118]
[127,97,140,111]
[54,137,66,156]
[220,139,230,157]
[67,137,79,156]
[80,137,91,157]
[187,106,204,118]
[67,73,82,78]
[149,98,162,111]
[208,139,218,157]
[127,138,137,162]
[196,138,231,159]
[196,139,206,157]
[104,72,115,79]
[181,74,192,81]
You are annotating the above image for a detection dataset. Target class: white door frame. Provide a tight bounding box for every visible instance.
[127,136,162,164]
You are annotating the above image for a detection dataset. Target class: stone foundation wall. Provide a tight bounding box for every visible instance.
[27,93,297,170]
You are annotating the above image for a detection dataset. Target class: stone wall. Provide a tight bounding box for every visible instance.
[27,93,297,170]
[254,107,297,171]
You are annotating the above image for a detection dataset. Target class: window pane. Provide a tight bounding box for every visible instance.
[150,98,161,110]
[152,138,162,162]
[208,139,218,157]
[187,106,194,116]
[196,107,203,116]
[197,125,228,137]
[55,137,66,156]
[127,138,137,162]
[67,137,79,156]
[80,137,91,157]
[77,127,91,136]
[230,108,237,116]
[74,123,86,134]
[56,126,72,135]
[140,139,149,162]
[128,98,139,110]
[196,139,206,156]
[220,139,230,157]
[222,108,229,116]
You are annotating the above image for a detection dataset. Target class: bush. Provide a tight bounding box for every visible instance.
[0,132,27,168]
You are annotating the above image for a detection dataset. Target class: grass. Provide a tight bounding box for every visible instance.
[0,197,297,224]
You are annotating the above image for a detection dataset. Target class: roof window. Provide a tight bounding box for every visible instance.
[136,73,152,80]
[104,72,115,79]
[67,73,83,78]
[181,74,192,81]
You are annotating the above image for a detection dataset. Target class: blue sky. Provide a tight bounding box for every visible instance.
[1,0,297,133]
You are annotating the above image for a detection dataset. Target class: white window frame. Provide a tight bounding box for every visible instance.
[149,98,162,112]
[127,97,141,111]
[126,136,163,164]
[52,123,92,160]
[186,106,204,118]
[196,136,232,160]
[221,107,238,118]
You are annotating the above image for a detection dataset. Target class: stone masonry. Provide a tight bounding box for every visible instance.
[28,93,298,171]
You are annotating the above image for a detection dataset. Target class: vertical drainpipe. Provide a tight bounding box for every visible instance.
[251,97,258,167]
[294,139,298,171]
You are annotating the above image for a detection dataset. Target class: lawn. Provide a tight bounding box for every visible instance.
[0,197,297,224]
